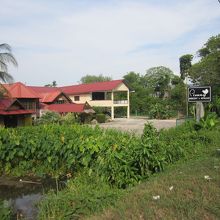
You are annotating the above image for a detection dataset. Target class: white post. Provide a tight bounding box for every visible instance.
[196,101,204,122]
[127,90,130,118]
[111,92,114,120]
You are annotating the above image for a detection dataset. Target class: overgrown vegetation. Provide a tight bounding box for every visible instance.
[88,133,220,220]
[34,111,80,125]
[0,121,216,188]
[36,121,220,219]
[38,174,122,220]
[0,118,219,219]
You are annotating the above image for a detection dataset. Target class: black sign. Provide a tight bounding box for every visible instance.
[188,86,211,102]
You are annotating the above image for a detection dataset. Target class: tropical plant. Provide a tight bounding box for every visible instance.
[96,113,106,123]
[189,34,220,94]
[34,111,61,125]
[179,54,193,80]
[0,43,17,83]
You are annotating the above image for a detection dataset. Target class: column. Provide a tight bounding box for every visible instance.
[127,90,130,118]
[111,91,114,120]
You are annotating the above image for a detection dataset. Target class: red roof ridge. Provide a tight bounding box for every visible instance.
[59,79,124,95]
[5,82,40,99]
[60,79,123,88]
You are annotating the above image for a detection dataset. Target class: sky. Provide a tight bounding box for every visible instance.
[0,0,220,86]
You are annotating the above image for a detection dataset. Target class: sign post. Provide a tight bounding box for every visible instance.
[188,86,211,122]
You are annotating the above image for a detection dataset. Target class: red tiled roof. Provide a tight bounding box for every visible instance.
[0,109,34,115]
[29,86,68,103]
[0,98,24,110]
[60,79,124,95]
[3,82,40,99]
[43,103,85,113]
[0,99,16,110]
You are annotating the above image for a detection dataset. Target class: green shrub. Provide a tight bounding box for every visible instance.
[0,122,217,188]
[61,113,77,125]
[148,103,175,119]
[34,111,61,125]
[96,114,106,123]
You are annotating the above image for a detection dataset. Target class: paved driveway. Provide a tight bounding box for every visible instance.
[98,118,176,135]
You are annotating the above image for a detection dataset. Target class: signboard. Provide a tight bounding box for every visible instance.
[188,86,211,102]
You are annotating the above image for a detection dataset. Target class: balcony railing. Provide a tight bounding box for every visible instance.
[113,100,128,104]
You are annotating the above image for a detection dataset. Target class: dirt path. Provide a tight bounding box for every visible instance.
[98,118,176,135]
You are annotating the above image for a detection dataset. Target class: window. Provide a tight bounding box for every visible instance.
[55,100,65,104]
[92,92,105,100]
[22,101,36,110]
[74,96,80,101]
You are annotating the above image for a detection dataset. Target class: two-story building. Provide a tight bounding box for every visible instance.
[60,79,130,120]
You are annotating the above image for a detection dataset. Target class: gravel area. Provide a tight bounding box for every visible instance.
[98,118,176,135]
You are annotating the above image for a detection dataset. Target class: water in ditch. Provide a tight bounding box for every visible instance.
[0,176,62,219]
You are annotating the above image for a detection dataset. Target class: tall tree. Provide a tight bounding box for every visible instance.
[189,34,220,94]
[179,54,193,80]
[0,43,17,83]
[145,66,175,98]
[45,80,57,87]
[80,74,112,84]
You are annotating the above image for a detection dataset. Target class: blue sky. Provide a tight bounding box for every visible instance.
[0,0,220,86]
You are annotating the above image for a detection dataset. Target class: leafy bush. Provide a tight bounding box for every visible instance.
[0,122,216,188]
[61,113,77,125]
[96,114,106,123]
[35,111,61,125]
[148,103,175,119]
[194,112,219,130]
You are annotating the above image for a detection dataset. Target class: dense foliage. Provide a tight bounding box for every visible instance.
[179,54,193,80]
[123,70,185,118]
[34,112,79,125]
[189,34,220,94]
[37,122,220,219]
[0,122,215,188]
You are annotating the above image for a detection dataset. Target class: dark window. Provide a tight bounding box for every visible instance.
[74,96,80,101]
[92,92,105,100]
[55,100,65,104]
[22,101,36,110]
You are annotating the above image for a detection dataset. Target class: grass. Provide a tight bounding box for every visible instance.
[36,125,220,220]
[86,143,220,220]
[37,173,123,220]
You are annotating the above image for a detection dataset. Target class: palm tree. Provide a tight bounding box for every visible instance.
[0,43,18,83]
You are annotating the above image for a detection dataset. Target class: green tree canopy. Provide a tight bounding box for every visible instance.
[179,54,193,80]
[0,43,17,83]
[45,80,57,87]
[123,69,185,117]
[80,74,112,84]
[189,34,220,94]
[144,66,175,98]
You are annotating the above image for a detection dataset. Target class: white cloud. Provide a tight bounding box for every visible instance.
[0,0,220,85]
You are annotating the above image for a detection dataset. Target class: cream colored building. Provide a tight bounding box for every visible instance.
[60,80,130,120]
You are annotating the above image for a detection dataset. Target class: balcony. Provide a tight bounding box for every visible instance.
[113,100,128,104]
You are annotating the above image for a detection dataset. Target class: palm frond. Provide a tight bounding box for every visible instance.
[0,71,14,83]
[0,60,8,72]
[0,52,18,67]
[0,43,12,52]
